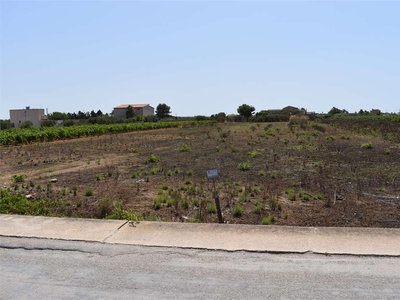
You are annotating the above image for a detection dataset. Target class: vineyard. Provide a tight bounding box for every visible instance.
[0,120,215,146]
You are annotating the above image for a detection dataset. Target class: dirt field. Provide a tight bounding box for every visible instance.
[1,122,399,227]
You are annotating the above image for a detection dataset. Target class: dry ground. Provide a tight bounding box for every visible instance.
[1,122,399,227]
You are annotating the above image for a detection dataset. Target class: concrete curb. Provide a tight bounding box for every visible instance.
[1,214,400,256]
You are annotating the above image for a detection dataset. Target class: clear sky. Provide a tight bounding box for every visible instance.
[1,0,399,120]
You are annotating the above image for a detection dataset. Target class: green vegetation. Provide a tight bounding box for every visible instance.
[238,162,251,171]
[0,120,215,146]
[261,215,275,225]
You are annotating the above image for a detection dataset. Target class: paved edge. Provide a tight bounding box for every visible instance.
[1,214,400,256]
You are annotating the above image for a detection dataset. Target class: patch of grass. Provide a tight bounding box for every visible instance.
[151,167,163,175]
[285,188,296,201]
[233,205,244,217]
[187,169,193,176]
[84,188,94,197]
[261,215,275,225]
[131,148,139,153]
[258,170,266,176]
[230,145,238,153]
[12,174,26,183]
[326,136,335,141]
[253,201,263,214]
[207,204,217,214]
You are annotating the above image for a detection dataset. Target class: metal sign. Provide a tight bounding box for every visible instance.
[206,168,219,180]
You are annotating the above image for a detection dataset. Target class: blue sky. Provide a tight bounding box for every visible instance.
[1,1,399,119]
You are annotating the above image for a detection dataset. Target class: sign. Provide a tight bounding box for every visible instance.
[206,168,219,180]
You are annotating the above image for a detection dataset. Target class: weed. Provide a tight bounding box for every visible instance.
[261,215,275,225]
[131,148,139,153]
[230,145,238,153]
[216,146,221,152]
[385,148,391,155]
[248,150,260,159]
[187,169,193,176]
[326,136,336,141]
[361,142,373,149]
[258,170,266,176]
[233,205,244,217]
[285,188,296,201]
[207,204,217,213]
[238,162,251,171]
[253,201,263,214]
[12,174,26,183]
[167,170,172,176]
[149,154,160,163]
[181,143,190,152]
[84,188,94,197]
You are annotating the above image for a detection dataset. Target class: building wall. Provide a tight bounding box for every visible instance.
[114,108,126,118]
[114,105,155,118]
[10,108,45,128]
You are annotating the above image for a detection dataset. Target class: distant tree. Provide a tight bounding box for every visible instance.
[126,105,134,119]
[48,112,68,120]
[211,112,226,122]
[156,103,171,119]
[41,120,55,127]
[96,110,103,117]
[255,110,269,117]
[328,107,342,115]
[358,109,365,115]
[90,110,97,118]
[0,119,13,130]
[237,104,255,121]
[20,121,34,129]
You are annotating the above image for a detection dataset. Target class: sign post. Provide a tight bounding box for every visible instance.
[206,168,223,224]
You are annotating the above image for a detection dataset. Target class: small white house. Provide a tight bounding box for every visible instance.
[10,107,47,127]
[113,104,154,118]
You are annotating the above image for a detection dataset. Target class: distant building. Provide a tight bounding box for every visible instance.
[10,107,47,128]
[267,106,301,115]
[113,104,154,118]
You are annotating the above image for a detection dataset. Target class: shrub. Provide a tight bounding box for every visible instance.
[326,136,335,141]
[261,215,275,225]
[187,170,193,176]
[233,205,244,217]
[258,170,266,176]
[230,146,238,153]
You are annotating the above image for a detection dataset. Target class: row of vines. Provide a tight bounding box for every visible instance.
[0,120,216,146]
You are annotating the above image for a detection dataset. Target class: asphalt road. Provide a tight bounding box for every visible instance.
[1,237,399,300]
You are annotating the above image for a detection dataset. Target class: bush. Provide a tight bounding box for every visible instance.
[149,154,160,163]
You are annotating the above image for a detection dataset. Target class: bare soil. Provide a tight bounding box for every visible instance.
[1,122,399,227]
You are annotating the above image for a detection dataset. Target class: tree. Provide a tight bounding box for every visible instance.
[328,107,342,115]
[237,104,255,121]
[156,103,171,119]
[126,105,134,119]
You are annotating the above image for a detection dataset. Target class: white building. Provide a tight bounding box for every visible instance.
[10,107,47,128]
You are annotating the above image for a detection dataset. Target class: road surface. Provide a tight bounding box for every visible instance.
[1,236,399,299]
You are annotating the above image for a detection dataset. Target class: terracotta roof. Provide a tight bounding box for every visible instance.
[114,104,151,109]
